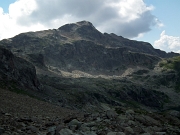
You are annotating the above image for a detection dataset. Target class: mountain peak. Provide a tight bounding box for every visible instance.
[58,21,95,32]
[76,21,94,27]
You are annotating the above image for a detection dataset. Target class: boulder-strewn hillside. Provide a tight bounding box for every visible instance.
[1,87,180,135]
[0,21,180,134]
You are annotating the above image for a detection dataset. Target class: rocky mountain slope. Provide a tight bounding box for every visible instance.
[0,21,179,76]
[0,21,180,134]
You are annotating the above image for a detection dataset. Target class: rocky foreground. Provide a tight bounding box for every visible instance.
[1,88,180,135]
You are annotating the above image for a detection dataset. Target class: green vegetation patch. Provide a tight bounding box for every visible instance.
[159,56,180,70]
[159,56,180,92]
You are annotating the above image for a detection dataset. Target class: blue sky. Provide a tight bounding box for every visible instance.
[140,0,180,44]
[0,0,15,13]
[0,0,180,53]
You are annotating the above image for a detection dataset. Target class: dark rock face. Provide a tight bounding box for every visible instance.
[38,75,168,110]
[27,53,46,68]
[42,40,160,74]
[0,47,40,90]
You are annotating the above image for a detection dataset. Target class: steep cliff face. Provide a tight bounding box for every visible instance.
[0,47,40,90]
[44,40,160,74]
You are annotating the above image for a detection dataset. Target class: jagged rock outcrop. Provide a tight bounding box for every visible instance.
[0,47,40,90]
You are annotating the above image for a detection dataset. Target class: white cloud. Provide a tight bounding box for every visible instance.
[154,30,180,53]
[0,0,162,40]
[0,0,47,40]
[9,0,37,18]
